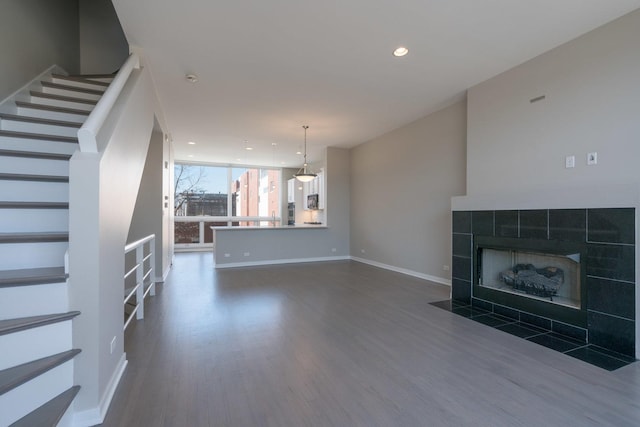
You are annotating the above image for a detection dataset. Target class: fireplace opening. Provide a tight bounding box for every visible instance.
[473,236,587,327]
[478,248,580,309]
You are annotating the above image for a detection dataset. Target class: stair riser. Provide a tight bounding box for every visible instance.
[15,106,87,123]
[0,361,74,426]
[0,210,68,233]
[0,242,68,270]
[0,321,71,369]
[0,181,68,203]
[0,156,69,177]
[29,96,95,112]
[0,119,78,138]
[41,86,102,102]
[0,136,78,156]
[0,284,68,319]
[49,76,109,91]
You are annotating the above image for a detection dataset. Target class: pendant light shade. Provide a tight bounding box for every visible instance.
[294,173,316,183]
[294,125,317,182]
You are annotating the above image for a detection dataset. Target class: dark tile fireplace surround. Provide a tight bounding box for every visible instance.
[451,208,636,362]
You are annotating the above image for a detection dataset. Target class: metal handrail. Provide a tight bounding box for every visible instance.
[125,233,155,253]
[123,234,156,330]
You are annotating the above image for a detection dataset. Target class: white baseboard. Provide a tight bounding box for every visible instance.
[350,256,451,286]
[71,354,127,427]
[162,264,172,281]
[215,255,350,269]
[154,264,171,283]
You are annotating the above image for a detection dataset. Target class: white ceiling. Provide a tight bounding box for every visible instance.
[111,0,640,168]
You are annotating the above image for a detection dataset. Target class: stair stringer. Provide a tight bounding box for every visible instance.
[0,65,66,115]
[68,66,156,426]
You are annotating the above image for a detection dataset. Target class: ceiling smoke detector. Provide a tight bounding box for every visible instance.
[185,74,199,83]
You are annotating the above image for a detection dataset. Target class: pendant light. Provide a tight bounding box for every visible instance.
[294,125,317,182]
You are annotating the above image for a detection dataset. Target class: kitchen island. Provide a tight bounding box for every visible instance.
[212,224,348,268]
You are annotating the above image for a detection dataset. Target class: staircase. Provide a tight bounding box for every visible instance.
[0,73,114,426]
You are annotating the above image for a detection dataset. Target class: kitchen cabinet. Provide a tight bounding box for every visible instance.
[302,170,324,210]
[287,178,295,203]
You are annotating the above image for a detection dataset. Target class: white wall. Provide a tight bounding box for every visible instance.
[0,0,79,101]
[69,67,156,424]
[350,101,467,284]
[79,0,129,74]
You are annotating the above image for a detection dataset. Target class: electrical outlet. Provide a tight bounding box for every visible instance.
[443,265,450,271]
[110,336,116,354]
[224,253,231,258]
[361,249,366,254]
[331,248,337,253]
[243,252,250,257]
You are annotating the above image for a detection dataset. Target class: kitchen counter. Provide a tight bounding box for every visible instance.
[212,224,327,231]
[212,224,345,268]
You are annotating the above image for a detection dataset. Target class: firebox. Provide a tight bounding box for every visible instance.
[474,236,587,327]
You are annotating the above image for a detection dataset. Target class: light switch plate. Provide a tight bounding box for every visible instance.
[565,155,575,168]
[587,152,598,165]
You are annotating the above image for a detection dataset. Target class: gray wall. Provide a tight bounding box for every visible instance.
[466,9,640,197]
[79,0,129,74]
[459,9,640,359]
[128,129,173,280]
[350,101,467,283]
[0,0,80,101]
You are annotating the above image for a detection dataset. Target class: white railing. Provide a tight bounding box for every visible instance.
[77,53,140,153]
[123,234,156,331]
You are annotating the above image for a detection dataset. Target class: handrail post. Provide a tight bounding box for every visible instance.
[135,245,144,320]
[149,237,156,296]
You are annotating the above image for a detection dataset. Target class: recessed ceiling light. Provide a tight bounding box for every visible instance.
[393,46,409,57]
[245,146,253,151]
[187,141,196,145]
[271,142,277,146]
[296,151,302,155]
[188,154,194,158]
[186,74,198,83]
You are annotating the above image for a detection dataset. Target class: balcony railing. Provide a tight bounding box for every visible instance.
[174,216,282,249]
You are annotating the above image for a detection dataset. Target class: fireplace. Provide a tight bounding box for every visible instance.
[451,208,636,357]
[474,236,586,327]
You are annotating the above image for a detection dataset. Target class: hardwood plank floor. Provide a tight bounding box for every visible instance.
[100,253,640,426]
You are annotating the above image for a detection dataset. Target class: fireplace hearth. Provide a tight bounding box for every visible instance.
[452,208,636,357]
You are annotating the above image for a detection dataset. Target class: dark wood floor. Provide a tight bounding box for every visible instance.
[100,253,640,426]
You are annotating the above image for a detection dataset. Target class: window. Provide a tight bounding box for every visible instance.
[174,164,282,246]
